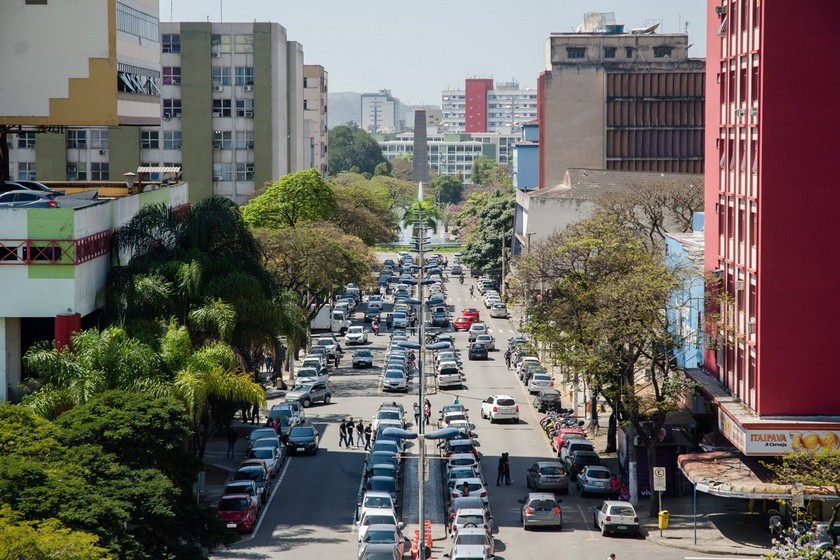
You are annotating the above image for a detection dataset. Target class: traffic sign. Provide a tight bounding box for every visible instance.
[653,467,667,492]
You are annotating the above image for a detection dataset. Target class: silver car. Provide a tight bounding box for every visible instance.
[525,461,570,494]
[520,492,562,530]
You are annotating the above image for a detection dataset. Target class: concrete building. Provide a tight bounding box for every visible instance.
[5,21,310,205]
[442,80,537,134]
[539,18,705,189]
[688,0,840,455]
[360,90,399,134]
[665,213,705,370]
[0,183,190,402]
[378,131,518,184]
[303,65,328,177]
[512,121,539,191]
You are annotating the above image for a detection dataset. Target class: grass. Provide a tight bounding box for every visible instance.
[373,244,463,253]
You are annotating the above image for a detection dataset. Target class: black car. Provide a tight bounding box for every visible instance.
[564,450,601,480]
[365,308,381,323]
[233,465,270,503]
[533,388,563,412]
[285,424,320,455]
[468,343,488,361]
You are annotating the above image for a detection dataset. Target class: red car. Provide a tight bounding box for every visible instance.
[217,493,258,533]
[462,308,481,322]
[453,316,473,331]
[551,428,587,454]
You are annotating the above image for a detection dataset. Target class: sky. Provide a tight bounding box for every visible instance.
[164,0,707,105]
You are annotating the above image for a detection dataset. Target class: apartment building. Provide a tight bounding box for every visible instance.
[303,65,329,177]
[5,21,311,204]
[360,90,399,134]
[539,19,705,188]
[441,79,537,134]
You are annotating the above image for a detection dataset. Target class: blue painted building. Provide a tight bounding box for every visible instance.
[512,121,539,191]
[664,212,705,369]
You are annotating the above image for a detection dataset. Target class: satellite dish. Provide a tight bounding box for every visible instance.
[630,22,660,35]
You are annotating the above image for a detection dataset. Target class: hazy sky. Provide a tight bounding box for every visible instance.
[164,1,707,105]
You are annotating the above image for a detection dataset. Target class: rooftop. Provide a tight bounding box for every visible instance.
[531,168,703,201]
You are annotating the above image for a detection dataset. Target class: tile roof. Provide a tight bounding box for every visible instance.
[530,168,703,201]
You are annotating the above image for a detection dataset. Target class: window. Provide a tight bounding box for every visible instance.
[17,162,36,180]
[17,132,35,149]
[236,99,254,117]
[162,66,181,85]
[67,162,86,180]
[67,129,87,149]
[212,66,231,86]
[212,131,233,150]
[303,99,309,110]
[303,77,309,88]
[163,99,181,118]
[140,162,161,182]
[235,67,254,86]
[236,131,254,149]
[117,64,160,95]
[212,99,232,117]
[91,162,109,180]
[211,34,231,55]
[236,162,255,181]
[212,162,233,181]
[140,130,159,149]
[603,47,616,59]
[89,129,109,149]
[163,130,182,150]
[625,47,634,58]
[653,46,673,58]
[234,34,253,53]
[162,34,180,53]
[116,2,159,41]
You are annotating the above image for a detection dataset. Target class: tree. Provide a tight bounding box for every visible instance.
[330,183,399,245]
[0,504,109,560]
[401,199,442,233]
[459,190,515,277]
[374,161,392,177]
[327,124,387,176]
[513,215,691,515]
[389,156,414,181]
[470,156,496,186]
[243,169,337,229]
[429,174,464,204]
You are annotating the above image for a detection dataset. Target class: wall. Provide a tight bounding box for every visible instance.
[513,144,539,190]
[35,132,68,180]
[180,23,213,202]
[0,318,21,402]
[665,235,705,370]
[286,41,305,174]
[465,79,494,133]
[254,23,277,188]
[109,126,140,181]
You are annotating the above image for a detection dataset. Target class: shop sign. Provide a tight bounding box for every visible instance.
[718,409,840,455]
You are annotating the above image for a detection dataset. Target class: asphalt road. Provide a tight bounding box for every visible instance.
[213,257,748,560]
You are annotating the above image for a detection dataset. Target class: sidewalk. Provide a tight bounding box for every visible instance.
[500,301,771,558]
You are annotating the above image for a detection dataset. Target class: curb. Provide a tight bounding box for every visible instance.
[646,532,768,557]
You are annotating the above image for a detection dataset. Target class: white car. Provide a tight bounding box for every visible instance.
[489,302,508,318]
[480,395,519,423]
[315,336,339,357]
[451,508,493,539]
[373,408,404,432]
[528,373,554,393]
[468,323,488,342]
[357,510,401,542]
[450,477,489,503]
[248,446,281,477]
[367,295,384,310]
[447,453,482,475]
[302,355,327,372]
[381,370,408,392]
[592,500,641,537]
[474,334,495,351]
[357,490,396,522]
[295,367,329,386]
[345,326,368,345]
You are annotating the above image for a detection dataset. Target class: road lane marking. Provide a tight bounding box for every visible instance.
[242,454,292,541]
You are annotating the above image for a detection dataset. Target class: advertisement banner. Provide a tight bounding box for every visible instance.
[718,409,840,455]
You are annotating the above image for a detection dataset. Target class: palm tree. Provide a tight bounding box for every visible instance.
[401,199,442,234]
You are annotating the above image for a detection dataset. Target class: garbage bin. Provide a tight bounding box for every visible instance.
[658,510,670,529]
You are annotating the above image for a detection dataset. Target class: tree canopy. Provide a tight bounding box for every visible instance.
[329,182,399,245]
[327,124,387,176]
[457,189,515,277]
[243,169,337,229]
[429,174,464,205]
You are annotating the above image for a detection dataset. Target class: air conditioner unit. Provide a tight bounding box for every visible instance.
[162,113,171,120]
[243,111,254,118]
[77,142,87,148]
[749,106,758,117]
[243,85,253,92]
[715,6,726,15]
[212,112,221,118]
[67,165,77,173]
[213,175,223,181]
[172,78,180,85]
[735,109,746,117]
[735,280,744,291]
[211,49,221,57]
[213,85,223,92]
[212,142,222,149]
[99,149,107,155]
[747,320,756,335]
[246,142,254,149]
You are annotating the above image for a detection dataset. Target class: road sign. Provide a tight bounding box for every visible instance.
[653,467,667,492]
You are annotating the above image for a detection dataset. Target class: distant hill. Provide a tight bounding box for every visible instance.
[328,92,438,130]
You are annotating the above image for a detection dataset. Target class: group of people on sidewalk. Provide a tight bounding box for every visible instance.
[413,399,432,426]
[338,418,373,450]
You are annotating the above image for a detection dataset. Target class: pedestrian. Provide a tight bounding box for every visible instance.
[413,402,421,426]
[264,352,272,374]
[251,403,260,424]
[346,416,355,447]
[606,555,616,560]
[503,452,512,485]
[364,423,373,450]
[226,427,238,459]
[496,454,506,486]
[461,481,470,497]
[453,396,460,405]
[356,419,365,448]
[609,475,622,498]
[423,399,431,425]
[339,419,347,448]
[271,417,279,434]
[334,351,340,368]
[504,348,511,369]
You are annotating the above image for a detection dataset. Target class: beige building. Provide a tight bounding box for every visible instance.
[303,65,329,177]
[540,23,705,188]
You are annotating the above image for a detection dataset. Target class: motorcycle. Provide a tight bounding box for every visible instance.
[459,275,464,284]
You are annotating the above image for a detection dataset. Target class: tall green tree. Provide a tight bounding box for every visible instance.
[430,174,464,204]
[460,190,515,276]
[243,169,337,228]
[330,183,399,245]
[401,199,442,233]
[327,124,387,176]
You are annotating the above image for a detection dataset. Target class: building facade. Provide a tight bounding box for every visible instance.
[512,122,539,191]
[539,27,705,188]
[442,80,537,134]
[303,65,328,177]
[5,21,310,205]
[360,90,398,134]
[701,0,840,424]
[665,213,705,370]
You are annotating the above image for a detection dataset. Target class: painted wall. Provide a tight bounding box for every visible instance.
[180,23,213,202]
[286,41,305,173]
[513,143,539,190]
[465,79,493,133]
[665,234,705,370]
[0,318,22,402]
[110,126,141,181]
[522,123,539,143]
[35,132,68,180]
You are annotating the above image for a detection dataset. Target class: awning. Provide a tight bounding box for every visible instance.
[137,166,181,174]
[678,451,839,500]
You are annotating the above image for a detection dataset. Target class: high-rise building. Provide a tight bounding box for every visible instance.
[303,65,329,177]
[701,0,840,427]
[5,21,312,204]
[442,80,537,134]
[539,17,705,188]
[360,90,399,133]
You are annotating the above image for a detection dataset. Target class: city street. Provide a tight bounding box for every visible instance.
[213,258,755,560]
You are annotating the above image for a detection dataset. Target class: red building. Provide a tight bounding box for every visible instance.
[464,78,494,133]
[699,0,840,450]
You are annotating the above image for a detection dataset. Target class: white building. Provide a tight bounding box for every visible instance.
[360,90,399,133]
[441,80,537,134]
[303,65,329,177]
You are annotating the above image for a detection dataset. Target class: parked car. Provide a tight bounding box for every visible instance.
[358,524,406,560]
[295,367,329,386]
[468,343,488,361]
[247,428,278,453]
[373,408,404,432]
[525,461,570,494]
[285,424,320,455]
[468,323,488,342]
[315,336,340,358]
[357,510,401,543]
[451,508,493,539]
[520,492,562,530]
[813,522,840,551]
[533,388,563,412]
[247,446,281,476]
[232,465,270,503]
[565,450,602,481]
[356,490,396,523]
[480,395,519,423]
[551,428,587,454]
[559,439,595,464]
[285,381,331,407]
[593,500,641,537]
[345,326,369,346]
[450,477,489,503]
[353,349,374,368]
[222,479,260,512]
[431,311,450,327]
[0,190,60,208]
[489,302,508,318]
[217,493,257,533]
[451,527,494,557]
[367,476,399,507]
[527,373,554,393]
[381,370,408,392]
[577,465,614,496]
[269,401,304,424]
[442,439,481,459]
